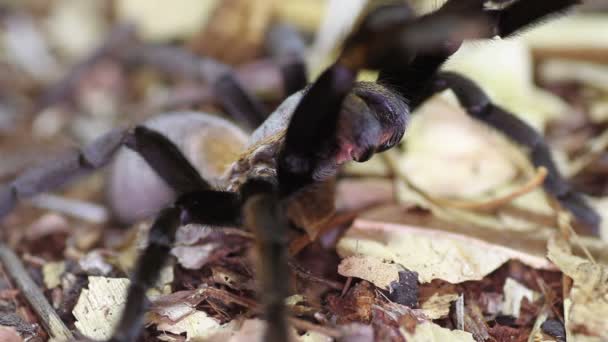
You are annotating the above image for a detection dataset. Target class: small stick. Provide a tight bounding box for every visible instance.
[0,243,73,341]
[288,261,343,290]
[431,167,548,211]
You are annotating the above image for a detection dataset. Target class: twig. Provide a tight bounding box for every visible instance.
[288,210,360,256]
[566,128,608,177]
[288,261,343,290]
[0,243,73,341]
[431,167,548,211]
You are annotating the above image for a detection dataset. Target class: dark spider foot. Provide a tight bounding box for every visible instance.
[558,191,601,235]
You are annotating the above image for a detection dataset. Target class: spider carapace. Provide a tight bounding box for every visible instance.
[0,0,599,341]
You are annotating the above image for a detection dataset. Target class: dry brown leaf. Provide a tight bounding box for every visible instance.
[547,236,608,340]
[337,219,554,284]
[338,256,401,290]
[211,266,255,291]
[400,321,475,342]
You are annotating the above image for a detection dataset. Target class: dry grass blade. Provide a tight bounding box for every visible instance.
[432,167,548,211]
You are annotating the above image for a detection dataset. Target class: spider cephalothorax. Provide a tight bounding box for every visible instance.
[0,1,599,341]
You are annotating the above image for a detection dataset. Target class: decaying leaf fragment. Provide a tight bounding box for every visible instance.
[155,311,222,340]
[502,278,538,319]
[547,236,608,340]
[73,277,130,340]
[400,321,475,342]
[420,293,459,320]
[42,261,65,289]
[337,219,553,284]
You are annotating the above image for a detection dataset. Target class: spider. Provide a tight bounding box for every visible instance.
[0,0,599,341]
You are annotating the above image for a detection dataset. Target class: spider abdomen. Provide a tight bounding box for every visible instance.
[107,112,248,224]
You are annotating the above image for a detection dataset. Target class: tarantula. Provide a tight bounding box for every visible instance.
[0,0,599,341]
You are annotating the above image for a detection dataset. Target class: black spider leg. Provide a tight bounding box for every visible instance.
[373,0,598,231]
[0,126,208,220]
[430,72,600,234]
[378,0,581,105]
[0,128,128,220]
[240,179,289,342]
[265,23,308,95]
[125,46,267,130]
[68,126,240,341]
[110,190,241,342]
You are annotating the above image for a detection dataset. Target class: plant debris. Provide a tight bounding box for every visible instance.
[0,1,607,341]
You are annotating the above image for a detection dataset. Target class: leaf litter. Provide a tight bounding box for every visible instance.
[0,1,608,342]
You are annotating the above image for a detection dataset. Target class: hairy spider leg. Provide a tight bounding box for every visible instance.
[265,22,309,95]
[110,189,242,341]
[126,46,268,131]
[127,22,309,131]
[374,0,598,231]
[0,128,128,219]
[429,72,600,233]
[379,0,581,106]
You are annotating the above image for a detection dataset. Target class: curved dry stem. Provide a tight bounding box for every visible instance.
[430,167,548,212]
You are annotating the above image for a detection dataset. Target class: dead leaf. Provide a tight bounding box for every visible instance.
[42,261,65,289]
[155,310,222,340]
[79,250,112,275]
[502,278,539,318]
[400,321,475,342]
[172,243,219,270]
[73,277,130,340]
[547,236,608,340]
[337,219,554,284]
[338,256,401,290]
[398,97,518,198]
[420,293,459,320]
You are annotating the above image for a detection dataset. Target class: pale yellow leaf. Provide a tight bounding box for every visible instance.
[156,311,221,340]
[338,255,401,290]
[42,261,65,289]
[421,293,459,320]
[401,321,474,342]
[117,0,219,41]
[547,236,608,340]
[73,277,130,340]
[338,220,553,284]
